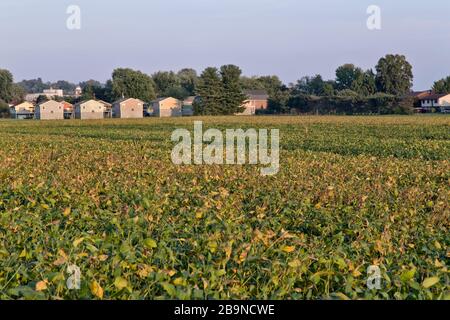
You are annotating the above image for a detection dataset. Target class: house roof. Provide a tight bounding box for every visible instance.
[74,99,109,107]
[61,101,74,109]
[151,97,180,103]
[406,90,432,98]
[419,93,449,101]
[112,97,144,105]
[183,96,197,104]
[245,90,269,100]
[37,100,62,108]
[14,101,34,108]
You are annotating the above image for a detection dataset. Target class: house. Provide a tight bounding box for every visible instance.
[61,101,74,119]
[35,100,64,120]
[98,100,113,118]
[419,93,450,112]
[238,90,269,115]
[112,98,144,119]
[25,87,64,102]
[151,97,182,117]
[406,90,432,100]
[74,100,105,120]
[182,96,196,116]
[11,102,35,119]
[75,86,82,97]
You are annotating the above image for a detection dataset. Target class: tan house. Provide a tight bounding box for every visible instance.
[98,100,113,118]
[151,97,182,117]
[74,100,105,120]
[35,100,64,120]
[11,102,34,119]
[238,90,269,115]
[419,93,450,113]
[182,96,196,116]
[112,98,144,119]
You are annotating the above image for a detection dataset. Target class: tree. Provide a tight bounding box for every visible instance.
[36,95,50,104]
[432,76,450,94]
[51,80,77,94]
[0,69,14,102]
[335,64,363,91]
[293,75,331,96]
[375,54,413,95]
[17,78,49,93]
[194,67,223,115]
[0,99,10,118]
[220,65,246,115]
[164,86,190,100]
[152,71,179,97]
[79,79,112,102]
[112,68,156,102]
[268,85,291,114]
[177,68,198,95]
[351,69,377,96]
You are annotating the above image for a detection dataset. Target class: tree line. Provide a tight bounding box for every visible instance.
[1,54,449,117]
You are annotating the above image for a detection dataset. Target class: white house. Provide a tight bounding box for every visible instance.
[74,100,105,120]
[420,93,450,112]
[26,87,64,102]
[35,100,64,120]
[151,97,182,117]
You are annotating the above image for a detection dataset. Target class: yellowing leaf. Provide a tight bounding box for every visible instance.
[422,277,439,289]
[281,245,296,253]
[90,281,104,299]
[288,259,301,268]
[36,280,48,291]
[114,277,128,290]
[63,207,71,217]
[173,277,186,286]
[195,212,203,219]
[98,254,109,262]
[73,237,85,248]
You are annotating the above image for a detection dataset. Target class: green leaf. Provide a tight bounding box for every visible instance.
[144,238,157,249]
[400,268,416,282]
[161,282,176,296]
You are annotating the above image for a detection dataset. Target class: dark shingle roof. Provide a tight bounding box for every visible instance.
[244,90,269,100]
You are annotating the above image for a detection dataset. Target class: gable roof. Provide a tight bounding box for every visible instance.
[151,97,180,103]
[37,100,62,108]
[74,99,105,107]
[419,93,449,101]
[113,97,144,105]
[245,90,269,100]
[405,90,432,99]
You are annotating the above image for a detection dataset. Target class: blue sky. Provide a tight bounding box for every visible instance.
[1,0,449,89]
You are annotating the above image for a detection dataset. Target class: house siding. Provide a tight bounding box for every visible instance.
[113,98,144,118]
[152,98,182,117]
[35,101,64,120]
[75,100,105,120]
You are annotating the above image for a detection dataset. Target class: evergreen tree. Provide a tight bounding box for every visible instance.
[194,67,223,115]
[220,65,246,115]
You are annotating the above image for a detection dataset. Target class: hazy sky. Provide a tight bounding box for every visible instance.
[1,0,449,90]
